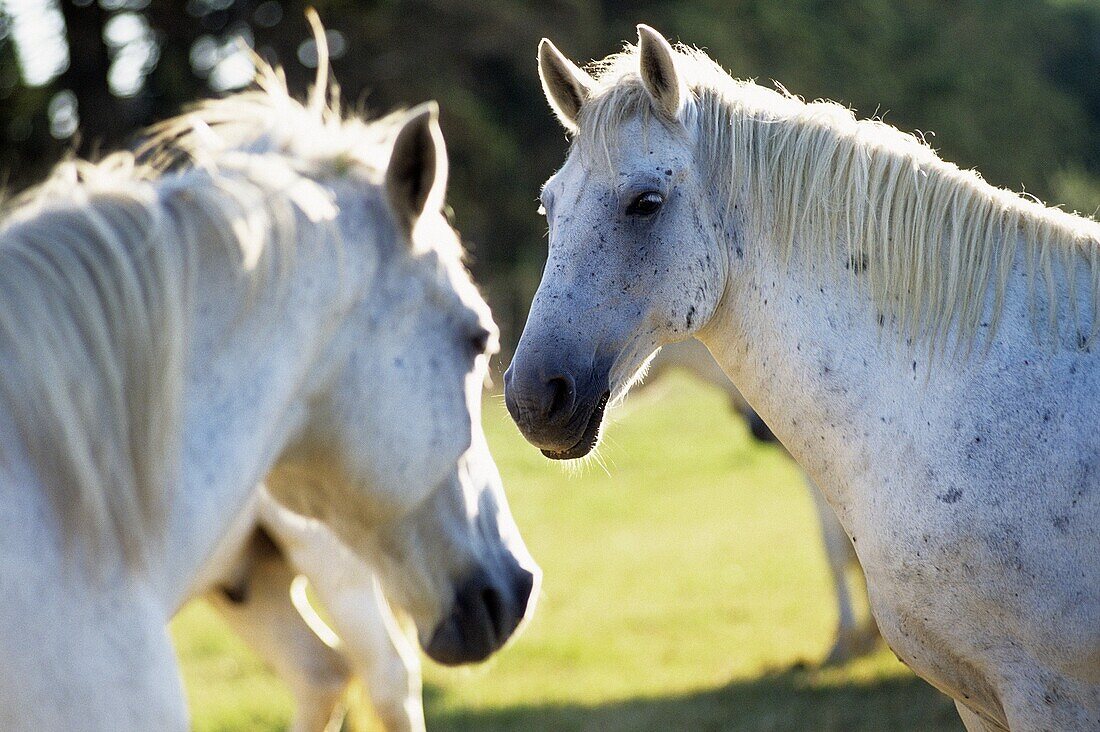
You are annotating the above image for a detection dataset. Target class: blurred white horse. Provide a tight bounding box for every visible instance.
[193,489,423,732]
[641,339,879,664]
[509,26,1100,731]
[0,50,538,728]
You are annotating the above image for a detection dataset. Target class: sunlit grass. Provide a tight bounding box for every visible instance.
[174,374,961,731]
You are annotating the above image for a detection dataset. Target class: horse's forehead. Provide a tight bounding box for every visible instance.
[554,117,692,192]
[613,114,687,152]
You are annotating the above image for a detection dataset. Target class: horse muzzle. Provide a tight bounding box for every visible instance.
[424,560,538,665]
[504,357,610,460]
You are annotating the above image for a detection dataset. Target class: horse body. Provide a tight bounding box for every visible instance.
[703,235,1100,729]
[0,62,536,728]
[510,26,1099,730]
[207,524,359,732]
[199,489,423,732]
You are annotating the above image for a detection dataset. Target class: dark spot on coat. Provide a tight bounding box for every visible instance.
[937,487,963,504]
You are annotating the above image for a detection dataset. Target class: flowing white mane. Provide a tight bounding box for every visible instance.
[0,65,414,566]
[577,44,1100,353]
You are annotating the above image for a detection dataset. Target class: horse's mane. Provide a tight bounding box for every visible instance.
[577,44,1100,354]
[0,63,411,568]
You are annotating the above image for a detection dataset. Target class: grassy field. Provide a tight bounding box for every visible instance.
[173,374,963,731]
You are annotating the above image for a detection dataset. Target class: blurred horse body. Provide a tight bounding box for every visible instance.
[194,489,423,732]
[642,339,879,664]
[0,58,536,729]
[510,27,1100,731]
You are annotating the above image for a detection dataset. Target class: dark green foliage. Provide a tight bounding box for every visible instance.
[1,0,1098,343]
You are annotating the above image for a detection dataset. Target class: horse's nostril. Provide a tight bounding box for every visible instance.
[545,374,574,420]
[480,584,507,641]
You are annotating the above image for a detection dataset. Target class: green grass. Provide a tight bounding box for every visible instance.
[173,374,962,731]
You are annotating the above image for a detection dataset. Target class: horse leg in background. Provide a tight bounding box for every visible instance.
[809,478,881,665]
[258,497,426,732]
[313,570,424,732]
[725,394,881,664]
[641,344,884,665]
[721,379,883,665]
[208,529,351,732]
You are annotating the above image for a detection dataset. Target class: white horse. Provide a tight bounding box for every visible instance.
[642,339,880,665]
[194,489,424,732]
[0,59,538,728]
[507,25,1100,731]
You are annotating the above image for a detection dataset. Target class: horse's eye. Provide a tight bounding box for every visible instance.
[626,191,664,216]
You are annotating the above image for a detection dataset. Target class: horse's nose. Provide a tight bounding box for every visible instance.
[425,564,536,666]
[504,362,576,427]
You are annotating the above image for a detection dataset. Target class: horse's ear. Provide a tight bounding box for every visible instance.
[637,24,686,120]
[538,38,595,132]
[385,101,448,236]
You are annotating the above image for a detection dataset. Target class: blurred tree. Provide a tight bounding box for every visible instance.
[58,0,141,156]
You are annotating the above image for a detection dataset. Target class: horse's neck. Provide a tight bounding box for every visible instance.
[156,207,357,612]
[697,219,1036,512]
[703,251,855,480]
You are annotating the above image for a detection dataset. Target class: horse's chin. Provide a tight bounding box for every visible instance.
[541,391,609,461]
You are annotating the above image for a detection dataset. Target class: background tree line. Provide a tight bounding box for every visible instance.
[2,0,1099,345]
